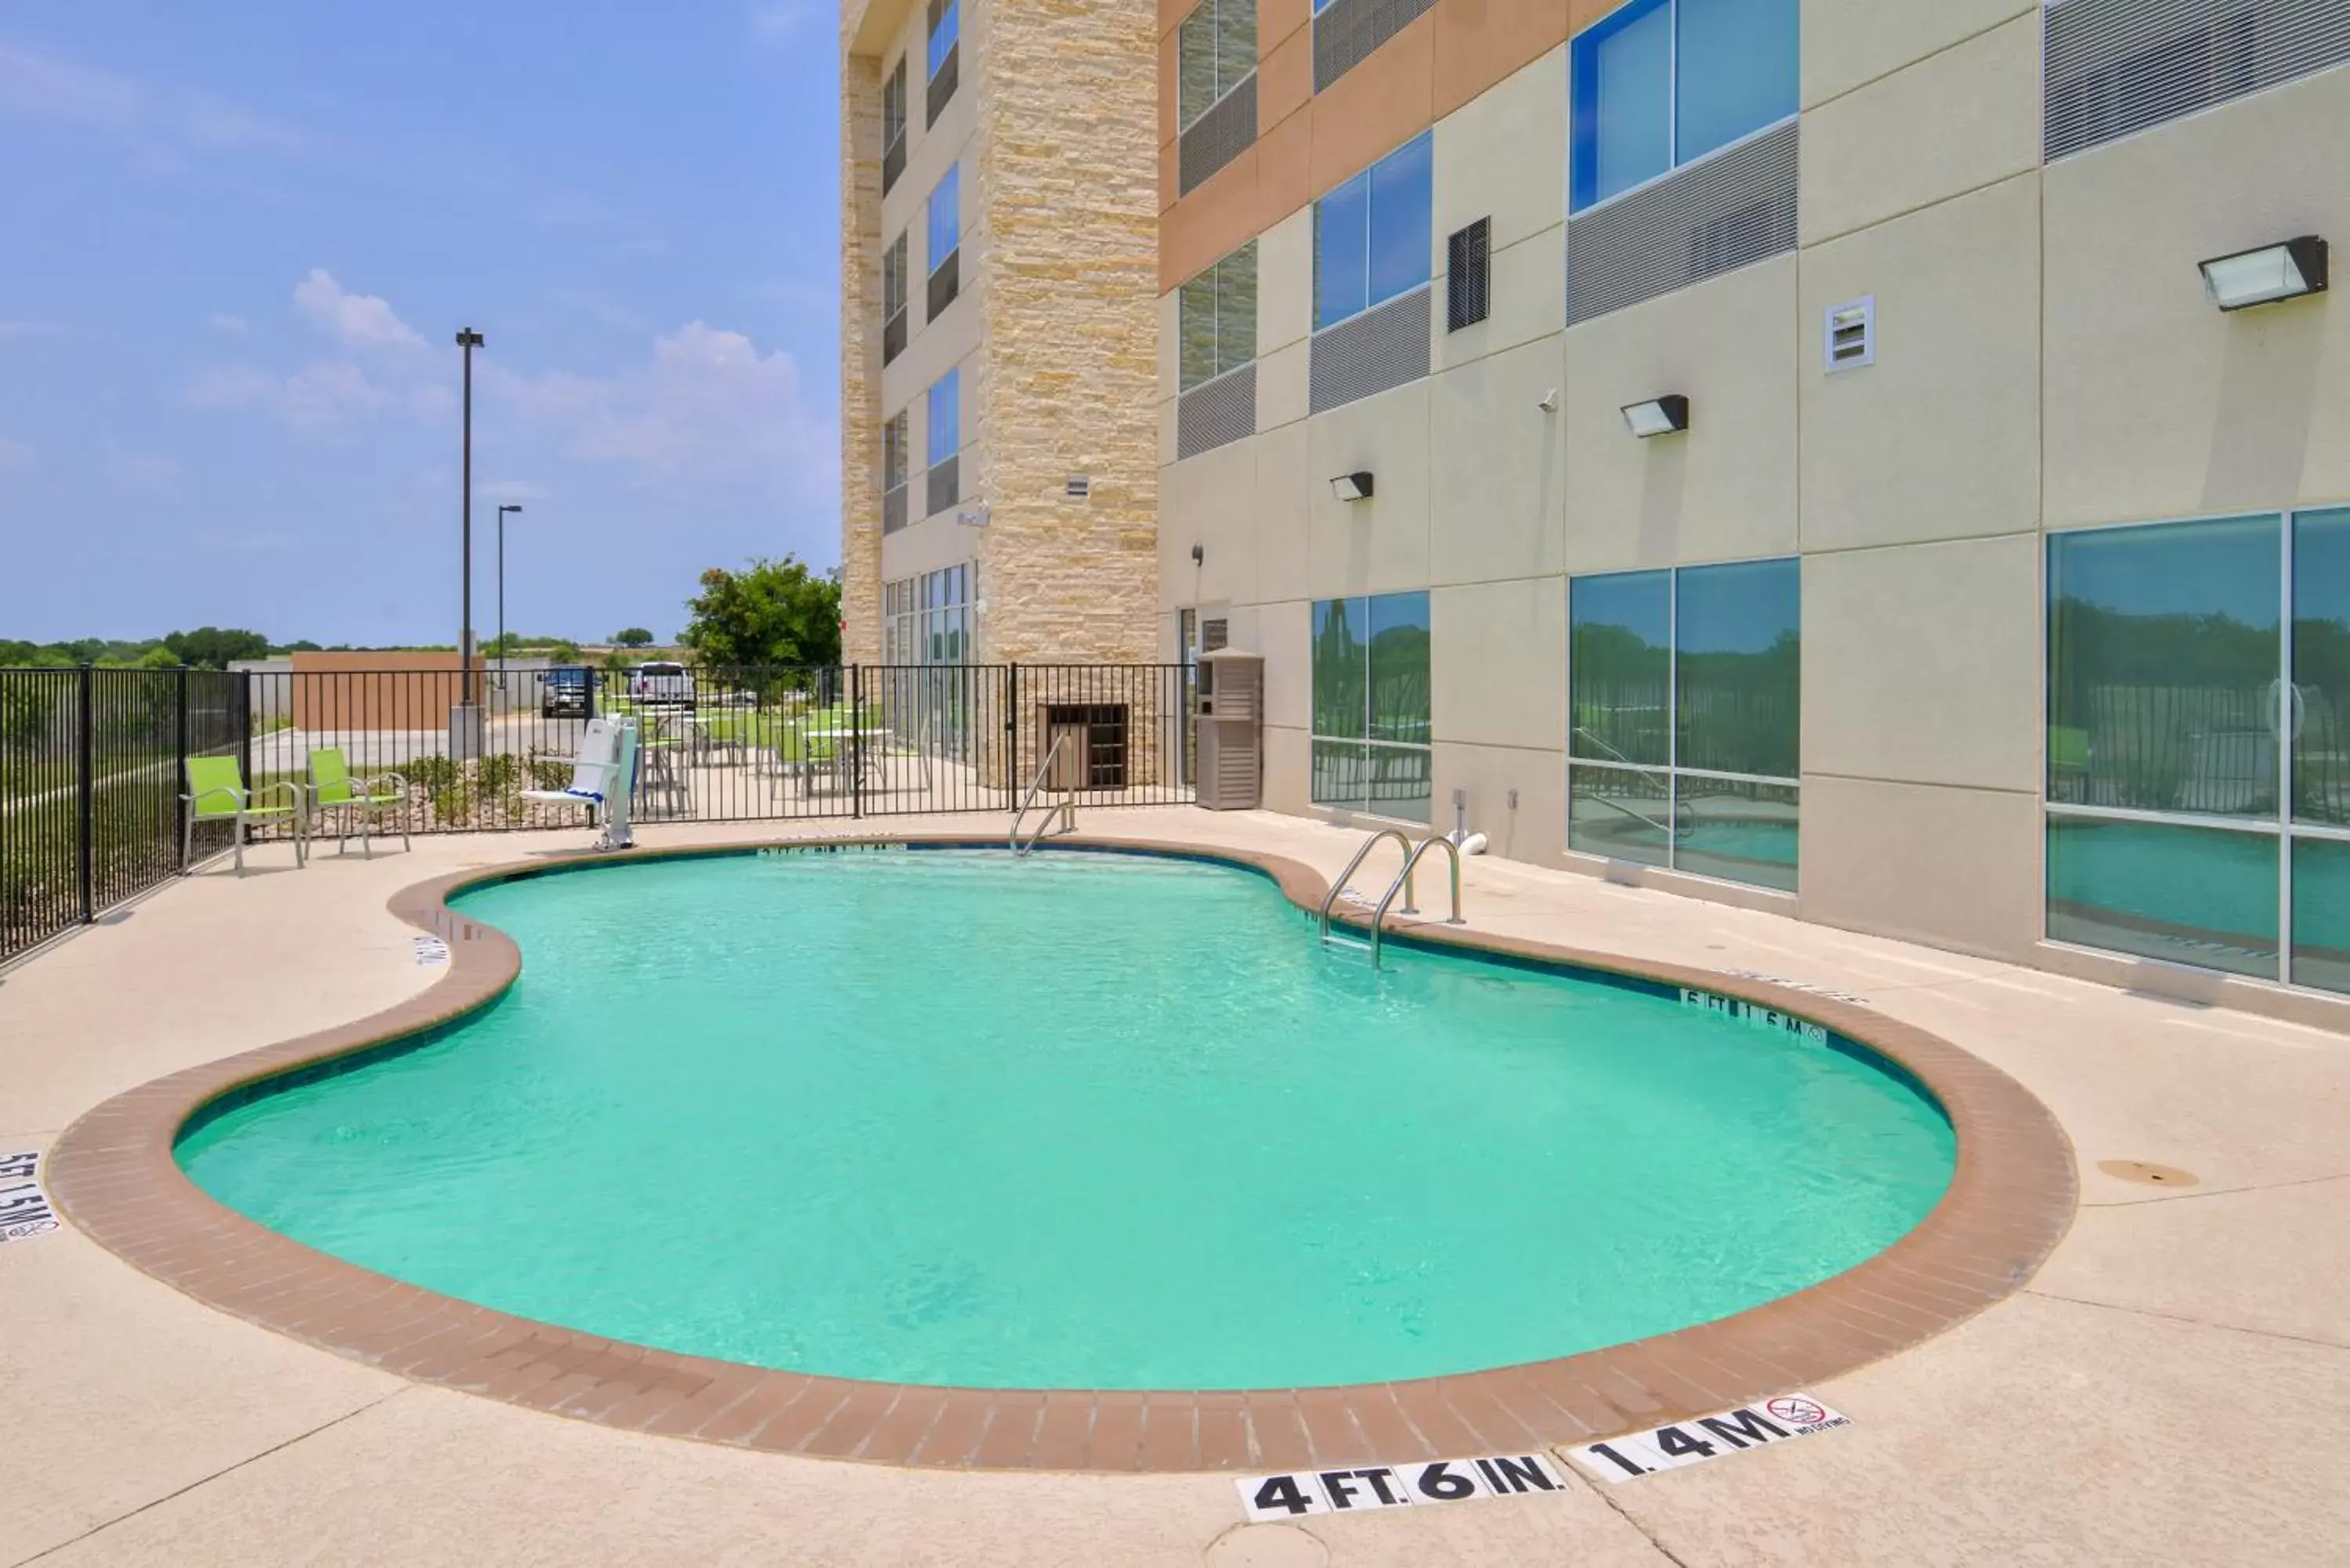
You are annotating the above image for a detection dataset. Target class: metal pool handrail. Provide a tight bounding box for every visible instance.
[1318,827,1415,943]
[1009,730,1076,855]
[1371,834,1466,967]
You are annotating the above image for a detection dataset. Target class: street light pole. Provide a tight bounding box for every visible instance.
[454,327,486,750]
[497,503,522,695]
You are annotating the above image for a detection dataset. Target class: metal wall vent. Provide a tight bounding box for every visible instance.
[1179,75,1257,197]
[2046,0,2350,161]
[1566,120,1798,327]
[1066,474,1092,499]
[1313,0,1437,93]
[1824,296,1875,372]
[1446,218,1491,331]
[1309,286,1432,414]
[1177,363,1257,459]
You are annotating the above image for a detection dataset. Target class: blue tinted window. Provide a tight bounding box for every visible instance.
[2048,817,2280,979]
[1314,134,1430,331]
[1571,0,1796,212]
[927,369,959,465]
[927,164,959,273]
[1572,0,1670,210]
[1366,132,1433,309]
[1314,172,1369,330]
[1676,0,1799,164]
[928,0,959,78]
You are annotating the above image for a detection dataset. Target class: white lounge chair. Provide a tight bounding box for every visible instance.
[522,717,639,848]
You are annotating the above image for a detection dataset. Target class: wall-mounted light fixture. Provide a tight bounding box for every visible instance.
[1190,543,1204,565]
[1330,471,1375,502]
[2200,237,2329,310]
[1621,395,1690,438]
[955,502,990,528]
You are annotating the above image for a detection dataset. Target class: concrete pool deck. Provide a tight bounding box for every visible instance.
[4,809,2347,1565]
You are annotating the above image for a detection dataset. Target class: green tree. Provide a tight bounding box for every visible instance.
[612,627,655,648]
[680,557,841,672]
[162,627,271,669]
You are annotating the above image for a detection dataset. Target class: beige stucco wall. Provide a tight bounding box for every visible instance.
[1152,10,2350,1020]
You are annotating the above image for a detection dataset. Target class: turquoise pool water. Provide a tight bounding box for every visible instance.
[178,849,1954,1390]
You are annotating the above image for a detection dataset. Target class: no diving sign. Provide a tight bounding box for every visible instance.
[1237,1453,1568,1522]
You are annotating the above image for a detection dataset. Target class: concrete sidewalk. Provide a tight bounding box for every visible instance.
[3,810,2345,1566]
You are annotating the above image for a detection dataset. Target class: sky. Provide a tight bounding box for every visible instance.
[0,1,840,648]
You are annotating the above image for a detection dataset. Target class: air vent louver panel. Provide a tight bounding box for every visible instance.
[2046,0,2350,161]
[1309,287,1431,415]
[1177,365,1257,459]
[1566,121,1798,327]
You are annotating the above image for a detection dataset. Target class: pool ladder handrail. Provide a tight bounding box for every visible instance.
[1370,835,1466,966]
[1318,829,1466,967]
[1009,730,1076,856]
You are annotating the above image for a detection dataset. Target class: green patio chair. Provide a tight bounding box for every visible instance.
[182,754,306,876]
[307,747,410,858]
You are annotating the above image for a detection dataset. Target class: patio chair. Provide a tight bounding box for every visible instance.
[307,747,410,858]
[182,754,306,876]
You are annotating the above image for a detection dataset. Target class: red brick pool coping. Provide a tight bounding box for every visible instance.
[45,832,2076,1474]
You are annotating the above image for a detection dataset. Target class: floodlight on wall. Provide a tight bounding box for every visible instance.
[2200,237,2329,310]
[1330,471,1375,502]
[956,502,990,528]
[1621,395,1690,438]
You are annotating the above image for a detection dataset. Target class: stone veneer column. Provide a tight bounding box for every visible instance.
[974,0,1162,664]
[837,46,886,666]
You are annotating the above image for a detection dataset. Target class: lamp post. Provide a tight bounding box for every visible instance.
[452,327,486,757]
[497,503,522,697]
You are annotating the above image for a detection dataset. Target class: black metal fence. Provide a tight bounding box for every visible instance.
[2,663,1195,964]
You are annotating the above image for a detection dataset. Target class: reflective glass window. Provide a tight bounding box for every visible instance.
[1675,0,1799,163]
[926,369,959,465]
[2047,817,2280,978]
[2293,508,2350,828]
[1572,0,1671,210]
[1675,556,1799,779]
[1314,172,1369,330]
[1568,571,1670,767]
[2048,515,2281,819]
[927,164,960,275]
[2292,836,2350,995]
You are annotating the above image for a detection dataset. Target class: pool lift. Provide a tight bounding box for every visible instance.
[519,715,640,851]
[1317,828,1465,970]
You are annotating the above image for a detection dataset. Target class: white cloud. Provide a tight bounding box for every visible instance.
[294,269,425,352]
[747,2,819,40]
[0,40,308,158]
[489,323,837,497]
[207,312,248,334]
[0,42,139,128]
[0,435,34,471]
[187,359,399,431]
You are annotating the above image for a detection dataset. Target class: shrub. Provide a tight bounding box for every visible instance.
[407,755,460,794]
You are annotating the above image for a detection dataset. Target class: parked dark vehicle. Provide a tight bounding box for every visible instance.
[540,666,593,718]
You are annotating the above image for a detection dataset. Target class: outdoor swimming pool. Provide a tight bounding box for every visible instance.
[177,847,1955,1390]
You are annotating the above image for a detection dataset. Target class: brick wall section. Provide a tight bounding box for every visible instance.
[838,47,886,665]
[974,0,1162,663]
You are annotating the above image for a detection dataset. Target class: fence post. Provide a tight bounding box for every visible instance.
[174,665,190,869]
[1006,663,1019,807]
[237,670,254,806]
[850,663,863,820]
[76,664,95,923]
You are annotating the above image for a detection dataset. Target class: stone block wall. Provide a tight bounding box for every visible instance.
[838,43,886,666]
[971,0,1162,664]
